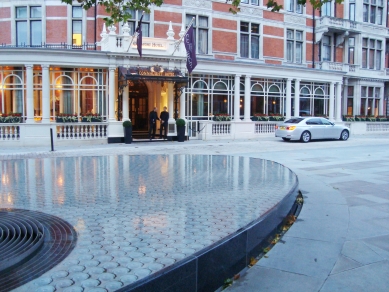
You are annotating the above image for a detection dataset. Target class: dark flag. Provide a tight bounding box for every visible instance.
[184,24,197,73]
[135,14,144,57]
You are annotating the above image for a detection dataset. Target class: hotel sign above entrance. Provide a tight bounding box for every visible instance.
[131,40,167,51]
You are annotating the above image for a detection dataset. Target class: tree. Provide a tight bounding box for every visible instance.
[62,0,344,26]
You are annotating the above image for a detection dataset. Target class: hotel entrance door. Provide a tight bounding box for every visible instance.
[129,82,148,136]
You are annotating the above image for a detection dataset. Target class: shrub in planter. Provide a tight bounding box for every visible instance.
[343,115,355,122]
[212,113,232,122]
[251,114,269,121]
[123,120,132,144]
[376,116,388,122]
[82,113,103,122]
[56,113,78,123]
[0,112,22,123]
[366,116,376,122]
[176,119,186,142]
[268,114,285,121]
[355,115,366,122]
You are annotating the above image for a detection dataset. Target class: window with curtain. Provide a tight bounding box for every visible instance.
[321,2,333,17]
[127,10,150,36]
[72,6,83,46]
[322,35,331,61]
[349,0,355,21]
[286,29,303,63]
[363,0,383,25]
[362,38,382,70]
[348,38,355,64]
[186,14,208,55]
[16,6,42,46]
[240,22,259,59]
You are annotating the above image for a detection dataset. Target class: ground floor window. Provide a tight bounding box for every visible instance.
[0,67,25,116]
[299,82,329,116]
[250,78,286,116]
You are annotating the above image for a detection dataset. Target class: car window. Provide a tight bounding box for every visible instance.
[321,118,332,125]
[306,118,322,125]
[285,118,304,124]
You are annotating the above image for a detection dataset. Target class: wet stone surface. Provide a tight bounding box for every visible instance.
[0,154,297,291]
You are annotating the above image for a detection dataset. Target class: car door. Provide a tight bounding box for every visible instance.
[321,118,338,138]
[305,118,324,139]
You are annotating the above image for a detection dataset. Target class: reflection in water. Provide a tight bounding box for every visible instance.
[0,154,297,290]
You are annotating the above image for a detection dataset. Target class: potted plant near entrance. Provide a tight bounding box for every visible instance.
[176,118,186,142]
[123,120,132,144]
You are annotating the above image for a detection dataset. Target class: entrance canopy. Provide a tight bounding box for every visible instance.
[118,66,188,88]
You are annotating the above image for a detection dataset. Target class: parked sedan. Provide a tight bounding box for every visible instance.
[275,117,350,143]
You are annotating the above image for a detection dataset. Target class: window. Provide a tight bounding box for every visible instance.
[240,0,259,5]
[286,0,303,13]
[286,29,303,63]
[349,0,355,21]
[16,6,42,46]
[322,35,331,61]
[321,1,333,17]
[127,10,150,36]
[348,37,355,64]
[360,86,380,116]
[347,86,354,115]
[362,38,382,70]
[186,15,208,55]
[72,6,83,46]
[240,22,260,59]
[363,0,383,25]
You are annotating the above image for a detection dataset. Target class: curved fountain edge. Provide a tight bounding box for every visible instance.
[117,164,300,292]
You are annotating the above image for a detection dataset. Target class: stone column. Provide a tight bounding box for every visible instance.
[26,64,34,123]
[244,75,251,121]
[329,82,335,121]
[343,78,348,116]
[108,66,116,121]
[122,86,129,120]
[180,88,186,119]
[286,78,292,119]
[379,85,384,116]
[336,82,342,122]
[41,64,50,123]
[168,82,174,122]
[234,74,241,121]
[294,79,300,116]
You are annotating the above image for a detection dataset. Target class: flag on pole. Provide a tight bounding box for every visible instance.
[184,24,197,73]
[135,14,144,57]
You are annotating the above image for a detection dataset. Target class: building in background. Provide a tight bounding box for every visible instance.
[0,0,388,146]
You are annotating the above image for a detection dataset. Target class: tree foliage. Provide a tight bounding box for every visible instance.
[62,0,344,25]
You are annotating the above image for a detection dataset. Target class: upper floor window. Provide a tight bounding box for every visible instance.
[72,6,83,46]
[363,0,383,25]
[349,0,355,21]
[240,0,259,5]
[322,35,332,61]
[186,14,208,55]
[286,29,303,64]
[286,0,303,13]
[321,1,333,17]
[128,10,150,36]
[240,22,260,59]
[348,37,355,64]
[362,38,382,70]
[16,6,42,46]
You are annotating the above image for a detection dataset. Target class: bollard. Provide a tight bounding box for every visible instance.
[50,128,54,151]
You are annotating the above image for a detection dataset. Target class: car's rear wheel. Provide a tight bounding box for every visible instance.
[340,130,349,141]
[300,131,311,143]
[282,138,291,141]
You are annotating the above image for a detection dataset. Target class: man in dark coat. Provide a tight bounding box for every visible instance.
[149,107,159,140]
[159,106,169,139]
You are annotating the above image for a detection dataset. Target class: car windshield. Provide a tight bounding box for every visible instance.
[284,118,304,124]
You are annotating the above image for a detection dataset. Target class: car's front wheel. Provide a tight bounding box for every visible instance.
[282,138,291,142]
[340,130,349,141]
[300,131,311,143]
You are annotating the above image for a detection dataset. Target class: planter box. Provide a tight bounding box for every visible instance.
[56,117,78,123]
[366,117,376,122]
[0,117,22,123]
[343,116,355,122]
[355,117,366,122]
[82,117,103,122]
[251,116,269,121]
[177,125,186,142]
[213,116,232,122]
[269,116,285,122]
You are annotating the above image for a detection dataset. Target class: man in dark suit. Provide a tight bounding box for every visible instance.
[159,106,169,139]
[149,107,159,140]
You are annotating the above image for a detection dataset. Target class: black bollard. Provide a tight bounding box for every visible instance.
[50,128,54,151]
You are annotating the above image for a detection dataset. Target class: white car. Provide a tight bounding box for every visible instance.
[275,117,350,143]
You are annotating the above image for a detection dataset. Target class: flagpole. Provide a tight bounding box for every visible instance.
[126,11,144,53]
[171,17,195,56]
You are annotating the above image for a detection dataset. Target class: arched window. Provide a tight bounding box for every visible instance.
[251,83,264,115]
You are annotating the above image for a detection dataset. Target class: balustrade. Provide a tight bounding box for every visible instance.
[212,123,231,136]
[255,122,277,134]
[56,123,107,140]
[0,125,20,140]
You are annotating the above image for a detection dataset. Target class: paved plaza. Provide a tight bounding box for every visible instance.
[1,133,389,291]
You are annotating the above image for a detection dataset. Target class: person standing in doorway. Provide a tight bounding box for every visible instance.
[160,106,169,140]
[149,107,159,140]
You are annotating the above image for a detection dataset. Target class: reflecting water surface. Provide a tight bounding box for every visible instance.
[1,155,297,291]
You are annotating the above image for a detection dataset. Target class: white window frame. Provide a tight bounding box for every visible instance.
[285,0,303,14]
[15,5,42,47]
[363,0,384,25]
[286,29,304,64]
[362,37,382,70]
[186,14,209,55]
[240,21,260,59]
[127,10,150,37]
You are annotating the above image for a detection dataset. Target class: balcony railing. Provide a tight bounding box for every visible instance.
[0,43,97,50]
[316,16,360,32]
[320,61,360,74]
